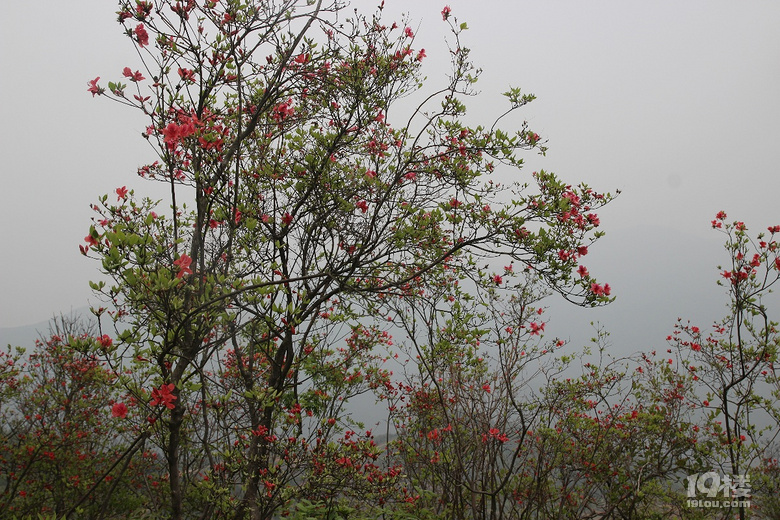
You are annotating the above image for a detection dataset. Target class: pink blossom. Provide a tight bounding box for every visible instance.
[87,77,102,97]
[178,67,195,81]
[134,24,150,47]
[441,6,451,20]
[122,67,145,82]
[529,322,545,336]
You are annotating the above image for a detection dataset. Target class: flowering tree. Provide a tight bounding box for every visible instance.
[82,1,613,518]
[383,271,555,519]
[0,316,156,519]
[668,213,780,520]
[386,214,780,519]
[389,308,706,520]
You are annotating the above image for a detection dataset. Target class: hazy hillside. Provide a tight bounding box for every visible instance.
[3,225,777,362]
[0,308,92,351]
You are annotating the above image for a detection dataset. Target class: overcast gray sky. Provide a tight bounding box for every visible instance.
[2,1,779,355]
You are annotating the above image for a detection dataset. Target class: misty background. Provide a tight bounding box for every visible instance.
[2,1,779,360]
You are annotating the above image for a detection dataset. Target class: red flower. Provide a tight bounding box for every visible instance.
[122,67,145,82]
[116,186,129,200]
[150,383,177,409]
[272,99,294,122]
[134,24,150,47]
[84,234,99,247]
[577,265,589,278]
[282,212,293,226]
[87,77,102,97]
[529,322,545,336]
[482,384,491,393]
[98,334,113,349]
[404,27,414,38]
[441,5,451,20]
[177,67,195,81]
[415,49,426,62]
[112,402,128,418]
[493,274,503,285]
[173,254,193,278]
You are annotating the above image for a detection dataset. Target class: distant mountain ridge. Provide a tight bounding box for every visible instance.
[0,307,92,350]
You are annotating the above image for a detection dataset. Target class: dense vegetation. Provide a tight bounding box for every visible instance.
[1,1,779,519]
